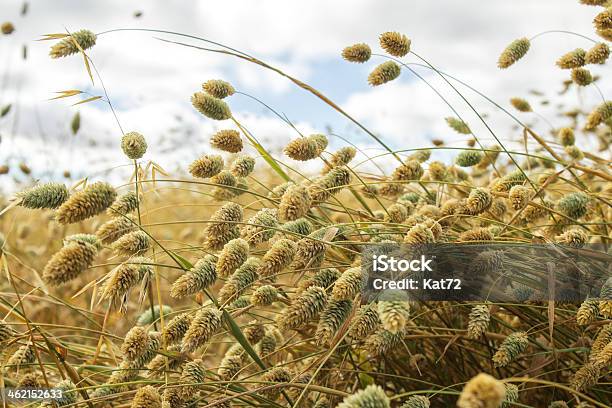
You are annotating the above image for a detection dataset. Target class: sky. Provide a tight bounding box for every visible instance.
[0,0,608,193]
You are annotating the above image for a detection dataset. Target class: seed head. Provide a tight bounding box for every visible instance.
[378,298,410,334]
[192,92,232,120]
[497,37,530,68]
[492,331,529,367]
[96,216,136,244]
[457,373,506,408]
[332,267,365,301]
[16,182,69,209]
[171,255,217,298]
[585,101,612,130]
[179,359,207,400]
[309,166,352,202]
[211,129,243,153]
[279,184,312,221]
[408,150,431,163]
[218,257,260,304]
[278,286,328,330]
[260,367,293,401]
[342,43,372,63]
[299,268,343,292]
[585,42,610,64]
[579,0,608,5]
[181,307,223,353]
[132,385,162,408]
[188,154,224,178]
[241,208,278,246]
[385,203,408,223]
[1,22,15,35]
[466,187,493,214]
[218,345,245,380]
[594,8,612,31]
[572,67,593,86]
[284,134,326,161]
[392,159,423,181]
[112,230,150,256]
[203,202,243,250]
[122,326,150,361]
[401,396,430,408]
[558,127,575,146]
[43,240,98,286]
[368,61,401,86]
[565,145,584,160]
[163,313,193,345]
[591,324,612,363]
[17,373,41,389]
[259,238,297,279]
[49,29,96,58]
[326,146,357,171]
[251,285,279,306]
[556,48,587,69]
[404,223,435,245]
[267,181,293,199]
[571,363,600,391]
[230,155,255,178]
[379,31,411,57]
[467,304,490,339]
[315,299,352,345]
[577,298,599,326]
[349,304,381,338]
[121,131,147,159]
[455,150,482,167]
[56,181,117,224]
[508,185,532,210]
[243,320,265,344]
[40,380,77,407]
[556,192,590,219]
[108,191,139,215]
[7,343,35,369]
[491,169,527,193]
[216,238,249,277]
[101,257,153,302]
[202,79,235,99]
[338,385,390,408]
[510,97,532,112]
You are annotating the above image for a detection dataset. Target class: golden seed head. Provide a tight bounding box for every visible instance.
[385,203,408,224]
[341,43,372,63]
[510,97,532,112]
[188,154,224,179]
[572,67,593,86]
[181,307,223,353]
[17,373,41,389]
[259,238,297,279]
[279,184,312,222]
[392,159,424,181]
[579,0,608,4]
[108,191,139,215]
[122,326,150,361]
[171,255,217,299]
[379,31,411,57]
[458,227,493,242]
[378,296,410,334]
[218,257,260,304]
[251,284,279,306]
[467,304,490,339]
[403,223,435,245]
[408,149,431,163]
[216,238,249,277]
[309,166,352,202]
[112,230,151,256]
[132,385,162,408]
[585,42,610,64]
[457,373,506,408]
[492,331,529,367]
[565,145,584,160]
[191,92,232,120]
[594,8,612,30]
[162,313,193,345]
[338,385,390,408]
[326,146,357,171]
[508,185,532,210]
[585,101,612,130]
[466,187,493,214]
[230,155,255,178]
[368,61,401,86]
[278,286,328,330]
[16,182,69,209]
[558,127,575,146]
[446,117,471,134]
[211,129,243,153]
[204,202,243,250]
[241,208,278,246]
[570,363,600,391]
[349,304,381,338]
[202,79,235,99]
[43,240,98,286]
[121,131,147,159]
[364,327,404,356]
[576,298,599,326]
[497,37,530,69]
[427,161,449,181]
[332,267,365,301]
[1,22,15,35]
[260,367,293,400]
[556,48,587,69]
[284,134,327,161]
[101,256,153,302]
[56,181,117,224]
[49,29,96,58]
[96,216,136,245]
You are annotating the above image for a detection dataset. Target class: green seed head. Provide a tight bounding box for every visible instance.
[17,182,69,209]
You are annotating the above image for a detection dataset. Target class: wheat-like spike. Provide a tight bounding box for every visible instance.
[258,238,297,280]
[56,181,117,224]
[392,159,423,181]
[292,230,329,271]
[400,396,430,408]
[368,61,401,86]
[260,367,293,401]
[218,257,260,304]
[364,327,404,356]
[137,305,173,326]
[585,42,610,64]
[556,48,587,69]
[342,43,371,63]
[278,286,328,330]
[570,363,600,391]
[202,79,235,99]
[241,208,278,246]
[39,380,77,407]
[162,313,193,345]
[585,101,612,130]
[332,267,365,301]
[112,230,150,256]
[171,255,217,299]
[49,29,96,58]
[7,343,35,369]
[308,166,352,202]
[378,297,410,334]
[510,97,532,112]
[203,202,243,250]
[556,192,589,219]
[42,240,98,286]
[108,191,139,215]
[96,216,136,244]
[316,299,352,345]
[349,304,381,338]
[492,331,529,367]
[497,37,530,68]
[189,154,224,178]
[191,92,232,120]
[16,182,69,209]
[122,326,150,362]
[251,285,279,306]
[216,238,249,277]
[457,373,506,408]
[181,307,223,353]
[467,304,490,339]
[380,31,411,57]
[132,385,162,408]
[178,358,207,400]
[279,184,312,221]
[101,257,153,303]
